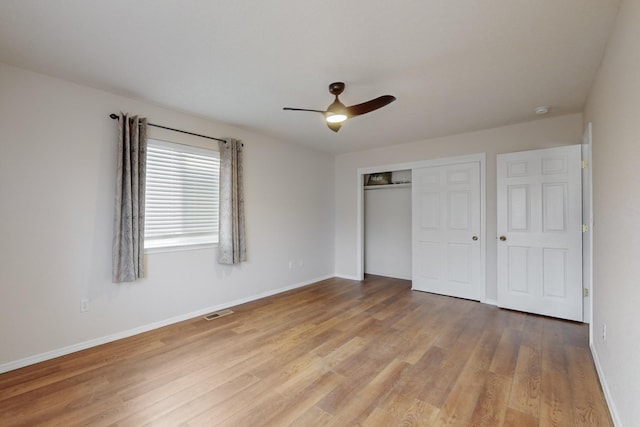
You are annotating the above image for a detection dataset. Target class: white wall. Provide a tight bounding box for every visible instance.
[334,114,583,301]
[583,0,640,424]
[364,186,412,279]
[0,63,335,370]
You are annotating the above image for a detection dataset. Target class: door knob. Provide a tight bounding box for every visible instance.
[500,236,507,241]
[472,236,478,241]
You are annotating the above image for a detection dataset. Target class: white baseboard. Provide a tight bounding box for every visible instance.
[364,271,412,281]
[590,343,621,426]
[333,274,362,281]
[0,274,333,374]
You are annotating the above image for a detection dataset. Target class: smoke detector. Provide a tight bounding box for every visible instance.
[535,106,549,115]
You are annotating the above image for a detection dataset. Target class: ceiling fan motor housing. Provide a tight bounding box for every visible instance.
[329,82,345,96]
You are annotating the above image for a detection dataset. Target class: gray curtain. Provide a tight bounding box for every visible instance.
[112,113,147,282]
[217,138,246,264]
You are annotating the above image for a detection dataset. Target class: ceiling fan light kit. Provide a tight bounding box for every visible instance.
[283,82,396,132]
[324,113,345,131]
[326,113,347,123]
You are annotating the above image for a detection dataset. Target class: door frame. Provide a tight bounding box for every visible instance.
[356,153,487,302]
[582,123,593,327]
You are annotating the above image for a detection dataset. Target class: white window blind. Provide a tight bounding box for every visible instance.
[144,139,220,249]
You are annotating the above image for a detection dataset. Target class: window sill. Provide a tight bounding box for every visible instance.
[145,242,218,255]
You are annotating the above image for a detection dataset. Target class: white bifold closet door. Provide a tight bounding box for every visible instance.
[412,161,481,301]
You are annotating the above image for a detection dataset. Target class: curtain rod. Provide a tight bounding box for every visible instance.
[109,113,227,143]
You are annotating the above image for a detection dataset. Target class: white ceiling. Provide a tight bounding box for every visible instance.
[0,0,619,154]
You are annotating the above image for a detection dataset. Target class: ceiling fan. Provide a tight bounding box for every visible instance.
[283,82,396,132]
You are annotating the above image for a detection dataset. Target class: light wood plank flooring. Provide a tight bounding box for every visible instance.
[0,275,612,426]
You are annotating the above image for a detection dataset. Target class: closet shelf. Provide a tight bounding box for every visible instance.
[364,183,412,190]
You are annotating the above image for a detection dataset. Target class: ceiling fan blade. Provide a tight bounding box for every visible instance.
[282,107,326,113]
[346,95,396,117]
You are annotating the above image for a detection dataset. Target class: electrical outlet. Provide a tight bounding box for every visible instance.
[602,323,607,341]
[288,260,293,270]
[80,299,89,312]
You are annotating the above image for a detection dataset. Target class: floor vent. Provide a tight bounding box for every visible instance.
[203,309,234,321]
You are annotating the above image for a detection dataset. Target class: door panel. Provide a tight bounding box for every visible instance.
[543,183,567,231]
[497,145,582,321]
[447,243,471,283]
[417,242,440,279]
[412,161,481,300]
[420,192,440,228]
[508,246,529,293]
[508,185,529,230]
[449,191,470,229]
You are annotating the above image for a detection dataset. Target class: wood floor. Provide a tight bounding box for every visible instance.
[0,276,612,426]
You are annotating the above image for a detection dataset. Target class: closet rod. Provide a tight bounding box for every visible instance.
[109,113,227,143]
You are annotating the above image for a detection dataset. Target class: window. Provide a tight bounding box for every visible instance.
[144,139,220,250]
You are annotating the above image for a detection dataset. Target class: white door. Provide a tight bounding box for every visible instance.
[412,162,481,300]
[497,145,582,321]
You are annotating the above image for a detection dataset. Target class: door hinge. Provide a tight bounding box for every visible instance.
[582,160,588,169]
[582,224,588,233]
[584,288,589,297]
